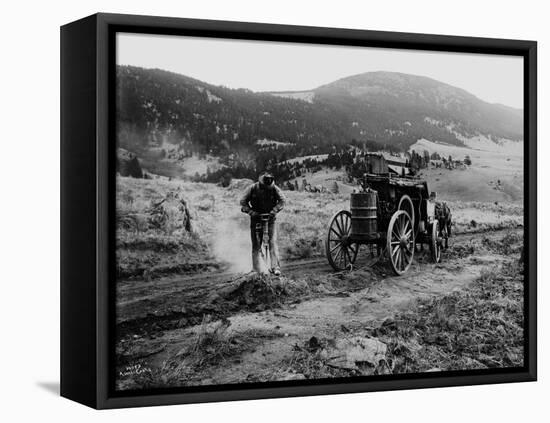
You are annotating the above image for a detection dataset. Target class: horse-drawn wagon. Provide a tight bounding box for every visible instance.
[326,173,450,275]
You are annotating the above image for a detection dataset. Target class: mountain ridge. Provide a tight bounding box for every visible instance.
[116,66,523,166]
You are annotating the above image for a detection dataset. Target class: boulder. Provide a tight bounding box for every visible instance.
[277,371,306,381]
[325,336,387,370]
[148,192,192,232]
[117,148,143,178]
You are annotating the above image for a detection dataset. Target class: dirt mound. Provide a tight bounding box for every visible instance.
[221,273,308,310]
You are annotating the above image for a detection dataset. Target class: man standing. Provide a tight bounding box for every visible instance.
[240,172,286,275]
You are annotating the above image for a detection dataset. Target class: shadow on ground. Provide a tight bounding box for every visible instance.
[36,381,59,396]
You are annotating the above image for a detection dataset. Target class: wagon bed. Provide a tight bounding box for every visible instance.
[326,173,448,275]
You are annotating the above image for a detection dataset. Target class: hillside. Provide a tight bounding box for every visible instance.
[117,66,345,157]
[314,72,523,149]
[116,66,523,178]
[410,138,523,203]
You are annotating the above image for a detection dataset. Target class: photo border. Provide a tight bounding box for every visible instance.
[92,13,536,409]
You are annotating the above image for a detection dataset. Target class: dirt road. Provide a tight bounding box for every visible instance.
[115,227,522,389]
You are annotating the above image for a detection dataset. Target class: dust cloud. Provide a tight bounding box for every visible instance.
[211,215,253,273]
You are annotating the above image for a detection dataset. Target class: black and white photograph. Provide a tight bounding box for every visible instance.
[114,32,526,391]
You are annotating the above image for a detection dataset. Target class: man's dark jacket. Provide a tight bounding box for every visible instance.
[240,176,286,218]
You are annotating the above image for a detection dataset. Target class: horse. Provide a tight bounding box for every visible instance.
[434,201,452,249]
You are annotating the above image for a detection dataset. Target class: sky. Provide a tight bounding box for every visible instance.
[117,32,524,109]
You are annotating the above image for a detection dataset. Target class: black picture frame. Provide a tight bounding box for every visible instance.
[60,12,537,409]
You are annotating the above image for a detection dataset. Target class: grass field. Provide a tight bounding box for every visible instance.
[116,175,523,279]
[116,177,350,278]
[412,138,523,203]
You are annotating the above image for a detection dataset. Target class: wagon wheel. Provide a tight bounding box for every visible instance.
[387,210,415,275]
[431,219,442,263]
[398,195,415,234]
[326,210,359,271]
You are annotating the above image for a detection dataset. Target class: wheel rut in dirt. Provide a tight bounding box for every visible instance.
[115,227,521,343]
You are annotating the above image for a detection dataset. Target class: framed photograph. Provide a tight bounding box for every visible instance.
[61,13,537,409]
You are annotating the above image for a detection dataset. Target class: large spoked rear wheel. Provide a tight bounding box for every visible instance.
[431,219,442,263]
[326,210,359,271]
[387,210,415,276]
[398,195,415,235]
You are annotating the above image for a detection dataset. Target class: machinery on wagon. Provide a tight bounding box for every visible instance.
[325,172,450,275]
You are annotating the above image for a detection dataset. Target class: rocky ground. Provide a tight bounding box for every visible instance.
[115,227,524,391]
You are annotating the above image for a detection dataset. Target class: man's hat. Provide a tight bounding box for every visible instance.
[260,172,274,185]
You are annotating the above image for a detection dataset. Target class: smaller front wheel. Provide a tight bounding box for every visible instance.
[387,210,415,275]
[431,220,442,263]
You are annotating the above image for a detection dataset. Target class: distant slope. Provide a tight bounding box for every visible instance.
[266,90,315,103]
[410,137,523,203]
